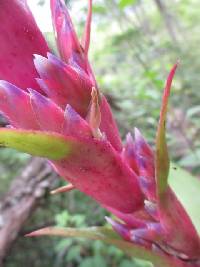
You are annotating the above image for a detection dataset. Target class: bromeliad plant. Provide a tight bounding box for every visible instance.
[0,1,199,266]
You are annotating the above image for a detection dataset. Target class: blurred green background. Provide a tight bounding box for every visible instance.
[1,0,200,266]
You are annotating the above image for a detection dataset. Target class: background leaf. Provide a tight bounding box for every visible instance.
[169,163,200,234]
[119,0,137,9]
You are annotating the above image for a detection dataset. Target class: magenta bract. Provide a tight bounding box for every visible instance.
[0,0,199,265]
[0,0,49,91]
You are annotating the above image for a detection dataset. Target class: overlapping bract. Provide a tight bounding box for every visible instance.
[0,0,199,265]
[109,128,200,260]
[0,0,49,91]
[0,0,141,213]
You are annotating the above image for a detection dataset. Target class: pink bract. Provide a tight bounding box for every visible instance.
[0,0,199,265]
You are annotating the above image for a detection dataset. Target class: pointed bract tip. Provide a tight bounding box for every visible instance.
[25,227,53,237]
[91,87,98,101]
[29,87,46,99]
[81,0,93,55]
[33,53,40,59]
[33,54,46,63]
[134,127,153,157]
[50,183,75,195]
[134,127,141,138]
[25,230,43,237]
[28,88,37,96]
[126,132,134,144]
[105,216,122,231]
[0,80,10,87]
[134,128,145,145]
[105,217,130,241]
[105,216,114,225]
[64,104,83,123]
[162,63,178,105]
[86,87,102,138]
[29,88,51,108]
[33,54,48,73]
[134,127,145,144]
[64,104,77,118]
[50,0,82,63]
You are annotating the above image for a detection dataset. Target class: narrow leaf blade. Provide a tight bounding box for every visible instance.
[81,0,92,55]
[26,227,184,267]
[155,64,178,197]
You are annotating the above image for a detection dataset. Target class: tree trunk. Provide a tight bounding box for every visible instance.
[0,158,58,266]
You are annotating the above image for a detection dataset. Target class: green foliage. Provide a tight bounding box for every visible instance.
[119,0,137,9]
[55,211,86,228]
[0,148,30,191]
[169,164,200,234]
[27,226,175,267]
[79,256,107,267]
[0,129,73,160]
[92,4,107,15]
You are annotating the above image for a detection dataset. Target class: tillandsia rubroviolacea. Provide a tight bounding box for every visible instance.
[0,1,199,266]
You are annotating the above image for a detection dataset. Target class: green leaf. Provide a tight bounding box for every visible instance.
[119,0,137,9]
[79,255,107,267]
[93,4,106,14]
[26,227,183,267]
[155,64,177,198]
[0,129,72,160]
[66,245,82,262]
[79,258,95,267]
[169,164,200,235]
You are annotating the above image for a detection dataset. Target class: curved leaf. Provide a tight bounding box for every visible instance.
[155,64,178,198]
[26,227,185,267]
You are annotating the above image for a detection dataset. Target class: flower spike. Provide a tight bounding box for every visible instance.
[0,1,199,265]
